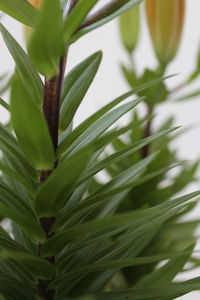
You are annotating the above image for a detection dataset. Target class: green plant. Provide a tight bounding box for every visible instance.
[0,0,200,299]
[117,0,200,287]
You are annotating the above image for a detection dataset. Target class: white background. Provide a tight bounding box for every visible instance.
[1,0,200,299]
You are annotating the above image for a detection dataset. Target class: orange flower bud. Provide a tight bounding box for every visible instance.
[146,0,185,65]
[28,0,43,9]
[119,6,140,54]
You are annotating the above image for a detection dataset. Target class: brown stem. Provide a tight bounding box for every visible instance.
[38,2,78,297]
[38,53,68,300]
[80,0,129,29]
[141,106,154,158]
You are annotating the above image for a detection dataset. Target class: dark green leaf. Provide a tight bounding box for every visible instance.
[34,147,92,216]
[0,24,43,104]
[60,51,102,131]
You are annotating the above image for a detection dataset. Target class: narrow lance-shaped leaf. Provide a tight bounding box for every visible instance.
[58,75,174,156]
[0,24,43,105]
[60,51,102,131]
[64,0,98,42]
[34,147,93,216]
[28,0,65,79]
[72,0,143,42]
[11,73,55,170]
[0,97,9,111]
[0,0,38,27]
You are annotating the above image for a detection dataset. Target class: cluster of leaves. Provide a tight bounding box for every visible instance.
[117,1,200,288]
[0,0,199,300]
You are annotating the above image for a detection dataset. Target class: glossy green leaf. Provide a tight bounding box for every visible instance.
[58,76,173,156]
[42,200,185,256]
[0,24,43,105]
[60,51,102,131]
[11,73,55,170]
[65,98,143,156]
[0,0,38,27]
[28,0,65,79]
[64,0,98,42]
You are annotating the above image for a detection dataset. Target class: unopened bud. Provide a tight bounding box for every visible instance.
[119,6,140,54]
[146,0,185,65]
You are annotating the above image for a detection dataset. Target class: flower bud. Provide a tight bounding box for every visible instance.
[28,0,43,9]
[119,6,140,54]
[146,0,185,65]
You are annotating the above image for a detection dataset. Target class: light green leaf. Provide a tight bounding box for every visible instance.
[0,0,38,27]
[64,0,98,42]
[0,24,43,105]
[28,0,65,79]
[11,73,55,170]
[60,51,102,131]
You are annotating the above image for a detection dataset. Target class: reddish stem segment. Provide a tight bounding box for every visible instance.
[141,106,154,158]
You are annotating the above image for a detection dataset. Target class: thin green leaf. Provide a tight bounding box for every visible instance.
[60,51,102,131]
[51,249,197,286]
[58,76,174,156]
[0,182,45,242]
[0,24,43,104]
[0,0,38,27]
[64,0,98,42]
[0,97,9,111]
[65,98,143,156]
[72,0,143,42]
[34,147,93,216]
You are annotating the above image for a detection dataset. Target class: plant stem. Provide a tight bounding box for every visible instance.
[37,2,79,298]
[38,49,68,300]
[38,56,67,299]
[141,106,154,158]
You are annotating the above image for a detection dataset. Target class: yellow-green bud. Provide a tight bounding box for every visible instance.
[119,6,140,54]
[146,0,185,65]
